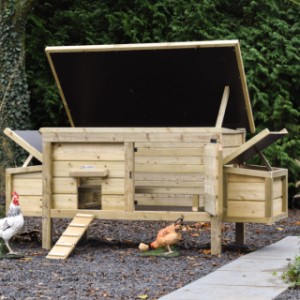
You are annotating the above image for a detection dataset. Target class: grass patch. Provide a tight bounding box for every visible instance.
[140,246,180,257]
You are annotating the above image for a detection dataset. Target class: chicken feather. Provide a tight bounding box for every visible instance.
[0,192,24,254]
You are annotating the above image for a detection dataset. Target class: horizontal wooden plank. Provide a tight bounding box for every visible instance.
[52,178,125,195]
[53,161,124,178]
[12,171,42,179]
[135,195,193,207]
[136,142,207,148]
[135,180,202,188]
[136,147,204,156]
[22,211,42,217]
[41,132,219,143]
[19,196,42,212]
[135,164,203,173]
[12,179,42,195]
[224,165,273,177]
[53,143,124,161]
[53,194,77,209]
[135,172,204,182]
[101,178,125,195]
[69,169,109,178]
[227,174,265,183]
[227,182,265,201]
[41,127,237,134]
[135,156,203,165]
[221,133,245,147]
[50,208,212,222]
[226,200,265,218]
[135,186,202,194]
[6,165,42,175]
[53,178,77,194]
[102,195,125,210]
[223,216,272,224]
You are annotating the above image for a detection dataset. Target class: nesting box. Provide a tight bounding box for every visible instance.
[222,128,288,224]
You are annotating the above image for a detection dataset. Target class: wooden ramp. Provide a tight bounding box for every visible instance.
[46,213,95,259]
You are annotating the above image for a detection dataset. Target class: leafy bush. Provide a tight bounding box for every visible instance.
[24,0,300,199]
[282,256,300,288]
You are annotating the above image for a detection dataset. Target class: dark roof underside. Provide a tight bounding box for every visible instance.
[49,46,251,129]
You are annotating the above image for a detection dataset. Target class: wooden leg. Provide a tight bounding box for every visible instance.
[192,195,199,212]
[42,212,52,250]
[236,222,246,245]
[42,142,53,250]
[211,216,222,255]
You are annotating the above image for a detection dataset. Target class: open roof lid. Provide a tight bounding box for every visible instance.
[4,128,42,163]
[223,128,288,165]
[45,40,255,132]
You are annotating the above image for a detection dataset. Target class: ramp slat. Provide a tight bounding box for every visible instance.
[46,213,95,259]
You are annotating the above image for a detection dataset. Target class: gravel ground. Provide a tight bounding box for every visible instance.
[0,209,300,300]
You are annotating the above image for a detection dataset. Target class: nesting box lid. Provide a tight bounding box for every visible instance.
[4,128,42,163]
[223,128,288,165]
[45,40,255,132]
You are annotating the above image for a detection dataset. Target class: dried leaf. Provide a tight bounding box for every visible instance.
[105,237,113,241]
[187,256,196,260]
[191,233,200,237]
[202,249,211,255]
[137,294,148,299]
[20,257,32,262]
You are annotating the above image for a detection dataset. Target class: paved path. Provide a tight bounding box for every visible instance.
[159,236,299,300]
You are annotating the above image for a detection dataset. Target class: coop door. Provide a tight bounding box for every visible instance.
[78,180,102,209]
[204,142,223,216]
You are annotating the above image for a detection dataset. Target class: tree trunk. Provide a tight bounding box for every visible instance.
[0,0,36,195]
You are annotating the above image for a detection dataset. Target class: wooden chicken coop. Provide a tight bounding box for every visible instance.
[5,40,288,259]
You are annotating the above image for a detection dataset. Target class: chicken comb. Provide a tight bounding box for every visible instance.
[12,191,19,198]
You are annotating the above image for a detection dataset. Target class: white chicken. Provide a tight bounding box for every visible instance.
[0,192,24,254]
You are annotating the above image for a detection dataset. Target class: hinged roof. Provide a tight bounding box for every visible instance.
[45,40,255,132]
[4,128,42,163]
[223,128,288,165]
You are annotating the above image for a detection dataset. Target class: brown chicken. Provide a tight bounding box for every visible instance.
[139,217,183,254]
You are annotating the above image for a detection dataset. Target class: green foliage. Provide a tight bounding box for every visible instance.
[0,0,36,193]
[24,0,300,199]
[282,256,300,287]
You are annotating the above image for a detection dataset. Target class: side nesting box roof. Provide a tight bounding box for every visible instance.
[45,40,255,132]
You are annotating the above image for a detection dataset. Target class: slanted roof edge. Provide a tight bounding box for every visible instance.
[45,40,240,54]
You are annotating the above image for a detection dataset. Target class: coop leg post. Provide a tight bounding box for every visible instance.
[236,222,246,245]
[192,195,199,212]
[42,141,53,250]
[211,216,222,255]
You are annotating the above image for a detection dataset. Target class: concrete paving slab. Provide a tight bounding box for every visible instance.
[159,237,300,300]
[218,257,291,272]
[242,236,299,260]
[194,270,287,287]
[159,285,287,300]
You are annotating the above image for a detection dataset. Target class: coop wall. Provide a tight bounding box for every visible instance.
[39,127,246,219]
[6,165,43,216]
[223,165,288,224]
[51,142,126,210]
[134,130,245,212]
